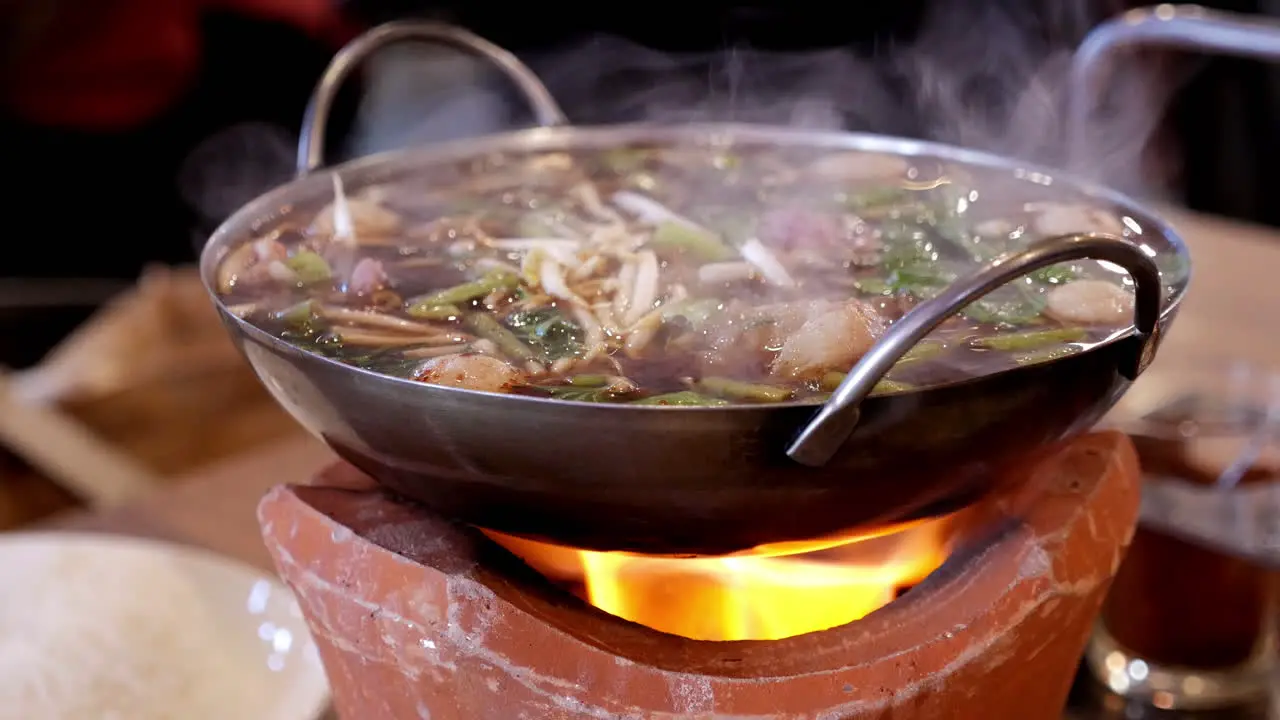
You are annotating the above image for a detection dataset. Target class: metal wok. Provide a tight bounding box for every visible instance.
[200,21,1190,556]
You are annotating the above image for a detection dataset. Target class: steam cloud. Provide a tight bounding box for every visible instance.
[181,1,1185,231]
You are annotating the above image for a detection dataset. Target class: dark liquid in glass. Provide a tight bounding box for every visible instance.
[1101,435,1276,669]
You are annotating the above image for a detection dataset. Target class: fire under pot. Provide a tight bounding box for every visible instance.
[260,431,1140,719]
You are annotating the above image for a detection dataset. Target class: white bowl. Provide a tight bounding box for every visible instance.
[0,532,329,720]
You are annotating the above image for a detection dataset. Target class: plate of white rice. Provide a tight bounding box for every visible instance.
[0,532,329,720]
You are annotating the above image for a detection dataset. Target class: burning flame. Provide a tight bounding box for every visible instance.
[486,518,952,641]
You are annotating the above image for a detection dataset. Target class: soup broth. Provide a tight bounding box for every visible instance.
[214,142,1184,406]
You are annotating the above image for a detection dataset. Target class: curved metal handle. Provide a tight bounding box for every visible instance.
[297,21,569,176]
[1068,4,1280,167]
[787,232,1163,467]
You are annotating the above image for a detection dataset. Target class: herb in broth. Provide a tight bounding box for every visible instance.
[277,324,424,378]
[215,144,1170,404]
[505,308,583,361]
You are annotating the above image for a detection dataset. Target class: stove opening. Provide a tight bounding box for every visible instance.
[484,517,956,641]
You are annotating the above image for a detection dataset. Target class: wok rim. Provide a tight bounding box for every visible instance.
[199,122,1191,413]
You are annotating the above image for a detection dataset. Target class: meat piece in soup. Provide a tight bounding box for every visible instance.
[215,143,1173,406]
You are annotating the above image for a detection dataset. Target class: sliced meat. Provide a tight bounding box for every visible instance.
[1045,279,1135,326]
[771,300,887,380]
[348,258,388,295]
[415,353,524,393]
[757,207,883,267]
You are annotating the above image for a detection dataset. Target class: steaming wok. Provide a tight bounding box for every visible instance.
[199,22,1188,556]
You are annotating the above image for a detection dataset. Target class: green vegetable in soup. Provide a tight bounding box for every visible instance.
[540,385,621,403]
[285,251,332,284]
[697,377,792,403]
[971,327,1088,352]
[274,299,317,327]
[406,270,520,309]
[887,266,951,296]
[898,340,947,368]
[405,303,463,320]
[1013,345,1085,366]
[505,307,584,361]
[648,221,736,262]
[853,277,892,296]
[632,391,730,407]
[464,313,535,361]
[873,379,916,394]
[564,374,609,387]
[818,372,916,395]
[818,372,846,392]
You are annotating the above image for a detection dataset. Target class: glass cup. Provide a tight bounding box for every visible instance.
[1086,360,1280,713]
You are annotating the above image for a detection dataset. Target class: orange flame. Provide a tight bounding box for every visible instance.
[486,518,952,642]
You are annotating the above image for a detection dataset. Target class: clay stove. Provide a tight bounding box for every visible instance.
[260,431,1141,719]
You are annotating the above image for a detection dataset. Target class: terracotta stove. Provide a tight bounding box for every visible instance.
[259,431,1141,719]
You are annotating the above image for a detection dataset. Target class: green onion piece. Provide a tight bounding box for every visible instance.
[1013,345,1084,366]
[632,391,730,407]
[854,277,891,296]
[565,374,610,387]
[464,313,535,361]
[274,299,316,327]
[648,221,736,262]
[887,267,951,296]
[284,251,332,284]
[506,308,584,361]
[407,271,520,309]
[898,341,947,367]
[819,372,846,393]
[540,386,618,403]
[405,303,462,320]
[819,372,916,396]
[873,379,916,394]
[971,328,1088,352]
[697,376,792,403]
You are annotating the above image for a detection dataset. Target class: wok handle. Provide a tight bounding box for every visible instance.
[1068,5,1280,167]
[787,232,1164,468]
[296,21,569,176]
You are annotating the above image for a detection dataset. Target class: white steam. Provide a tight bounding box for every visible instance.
[180,2,1185,230]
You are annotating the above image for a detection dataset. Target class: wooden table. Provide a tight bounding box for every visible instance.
[40,433,333,570]
[29,207,1280,720]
